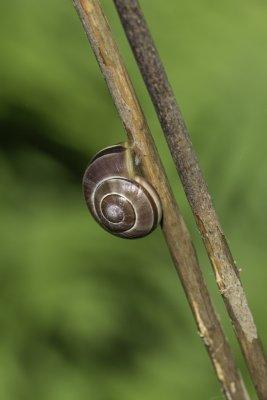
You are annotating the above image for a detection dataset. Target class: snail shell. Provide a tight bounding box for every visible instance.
[83,144,162,238]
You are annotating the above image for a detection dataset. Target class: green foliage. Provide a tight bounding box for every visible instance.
[0,1,266,398]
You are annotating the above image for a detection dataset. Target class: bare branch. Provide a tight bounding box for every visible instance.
[72,1,249,398]
[112,1,267,398]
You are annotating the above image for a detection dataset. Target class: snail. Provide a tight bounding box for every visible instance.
[82,143,162,238]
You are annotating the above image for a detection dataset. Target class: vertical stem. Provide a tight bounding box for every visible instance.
[113,1,267,399]
[73,1,249,399]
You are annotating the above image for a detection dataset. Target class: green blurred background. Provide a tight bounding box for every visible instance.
[0,0,266,399]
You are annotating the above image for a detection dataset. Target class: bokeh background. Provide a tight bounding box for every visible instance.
[0,0,266,399]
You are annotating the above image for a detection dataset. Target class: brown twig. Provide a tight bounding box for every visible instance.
[72,1,250,398]
[112,1,267,398]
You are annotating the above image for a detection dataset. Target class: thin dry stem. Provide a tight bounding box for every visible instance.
[113,1,267,398]
[72,1,250,398]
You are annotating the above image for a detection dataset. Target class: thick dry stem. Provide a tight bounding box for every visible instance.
[113,1,267,398]
[72,1,250,398]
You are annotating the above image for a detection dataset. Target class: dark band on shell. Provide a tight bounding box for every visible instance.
[83,144,162,238]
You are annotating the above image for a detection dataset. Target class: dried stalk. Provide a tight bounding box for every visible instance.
[72,1,249,398]
[112,1,267,398]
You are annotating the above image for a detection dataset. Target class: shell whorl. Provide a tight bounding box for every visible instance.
[83,144,162,238]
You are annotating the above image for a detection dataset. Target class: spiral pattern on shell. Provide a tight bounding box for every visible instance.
[83,144,162,238]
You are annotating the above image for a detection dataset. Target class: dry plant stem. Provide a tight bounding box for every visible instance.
[72,1,250,399]
[112,1,267,399]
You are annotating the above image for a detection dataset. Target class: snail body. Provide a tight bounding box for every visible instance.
[83,144,162,238]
